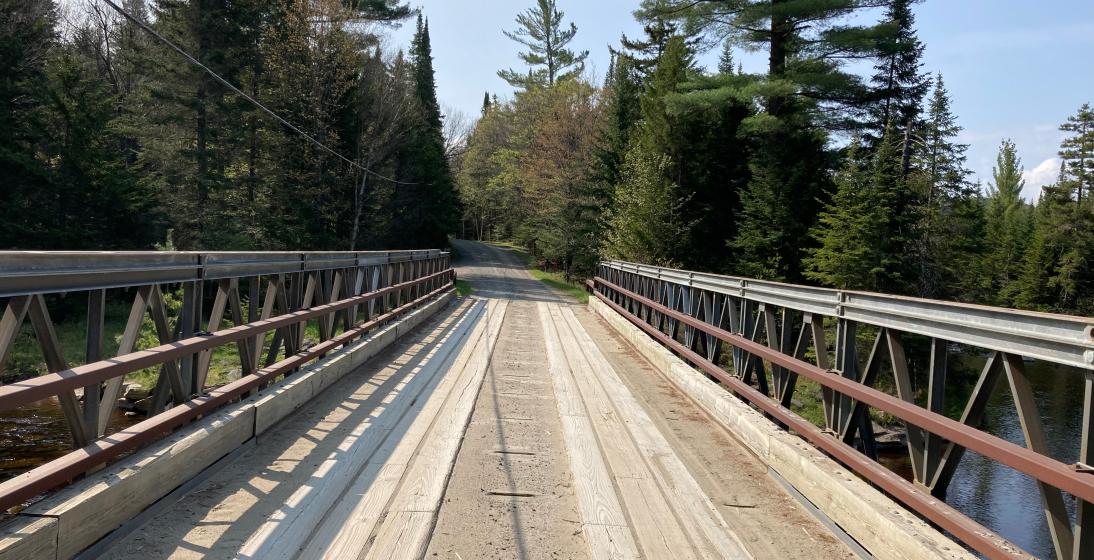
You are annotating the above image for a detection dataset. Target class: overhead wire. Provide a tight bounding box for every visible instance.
[100,0,416,185]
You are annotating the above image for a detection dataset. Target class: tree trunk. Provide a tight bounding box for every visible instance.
[767,0,789,116]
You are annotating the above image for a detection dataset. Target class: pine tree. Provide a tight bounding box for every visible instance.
[639,35,692,164]
[982,140,1032,304]
[867,0,929,147]
[498,0,589,89]
[1058,102,1094,205]
[618,1,699,77]
[482,91,492,114]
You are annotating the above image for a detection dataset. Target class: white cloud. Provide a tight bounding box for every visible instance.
[1020,157,1061,202]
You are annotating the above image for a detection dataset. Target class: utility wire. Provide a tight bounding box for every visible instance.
[101,0,416,185]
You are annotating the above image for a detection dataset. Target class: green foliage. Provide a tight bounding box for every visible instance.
[867,0,929,146]
[806,138,900,291]
[979,140,1032,305]
[391,15,460,249]
[1058,102,1094,204]
[730,113,830,282]
[0,0,162,250]
[603,140,691,266]
[619,1,699,77]
[498,0,589,89]
[717,38,735,76]
[341,0,412,21]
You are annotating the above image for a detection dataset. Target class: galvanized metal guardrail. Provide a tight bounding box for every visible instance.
[594,260,1094,560]
[0,250,453,509]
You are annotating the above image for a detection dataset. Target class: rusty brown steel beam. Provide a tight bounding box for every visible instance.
[594,275,1094,505]
[0,283,454,512]
[593,288,1030,559]
[0,269,452,412]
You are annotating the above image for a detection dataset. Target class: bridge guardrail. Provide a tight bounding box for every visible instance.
[593,260,1094,560]
[0,250,453,510]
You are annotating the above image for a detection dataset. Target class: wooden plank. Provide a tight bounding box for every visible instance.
[241,300,489,560]
[538,303,639,559]
[363,301,508,559]
[546,306,696,558]
[300,300,498,560]
[0,516,56,560]
[589,296,980,560]
[558,305,752,559]
[28,404,256,560]
[364,511,434,560]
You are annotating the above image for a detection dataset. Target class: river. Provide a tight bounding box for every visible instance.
[880,356,1086,559]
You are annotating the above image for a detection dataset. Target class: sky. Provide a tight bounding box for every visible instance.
[388,0,1094,201]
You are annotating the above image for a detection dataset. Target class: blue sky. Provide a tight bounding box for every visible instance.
[390,0,1094,200]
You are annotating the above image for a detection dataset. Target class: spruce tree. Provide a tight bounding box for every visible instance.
[597,53,643,188]
[718,38,735,75]
[498,0,589,89]
[342,0,412,21]
[0,0,58,248]
[619,1,699,77]
[1058,102,1094,205]
[912,75,974,297]
[394,15,459,248]
[917,75,970,205]
[867,0,929,148]
[805,140,895,291]
[982,140,1032,304]
[1016,182,1094,314]
[639,35,692,165]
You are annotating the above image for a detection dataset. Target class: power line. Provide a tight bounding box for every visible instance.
[100,0,416,185]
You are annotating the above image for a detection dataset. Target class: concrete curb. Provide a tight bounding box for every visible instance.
[589,296,976,560]
[0,291,455,560]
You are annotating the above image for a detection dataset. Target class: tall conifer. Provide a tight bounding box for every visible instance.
[498,0,588,89]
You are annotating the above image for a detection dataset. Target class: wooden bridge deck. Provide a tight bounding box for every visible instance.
[96,241,853,560]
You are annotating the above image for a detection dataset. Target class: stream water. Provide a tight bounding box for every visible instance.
[880,357,1086,559]
[0,397,140,489]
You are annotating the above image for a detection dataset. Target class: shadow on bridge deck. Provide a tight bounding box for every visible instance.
[99,299,485,559]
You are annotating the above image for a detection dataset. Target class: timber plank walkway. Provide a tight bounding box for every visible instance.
[96,241,852,560]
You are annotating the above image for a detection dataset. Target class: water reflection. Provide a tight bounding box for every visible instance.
[945,358,1083,559]
[882,357,1085,559]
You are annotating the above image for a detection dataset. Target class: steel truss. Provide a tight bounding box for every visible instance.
[0,250,453,509]
[594,260,1094,560]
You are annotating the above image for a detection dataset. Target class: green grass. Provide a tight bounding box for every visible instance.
[2,294,331,394]
[490,242,589,304]
[454,279,474,296]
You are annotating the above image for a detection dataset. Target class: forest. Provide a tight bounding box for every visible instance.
[459,0,1094,316]
[2,0,1093,316]
[1,0,458,251]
